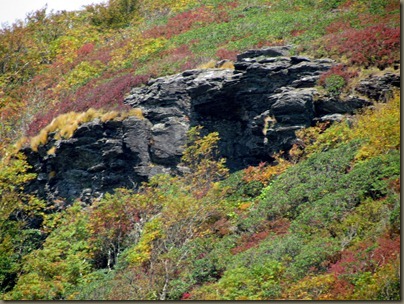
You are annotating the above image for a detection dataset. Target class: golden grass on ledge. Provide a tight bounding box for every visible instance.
[219,61,235,69]
[100,111,119,122]
[47,146,56,155]
[197,60,235,70]
[29,107,144,152]
[197,59,217,69]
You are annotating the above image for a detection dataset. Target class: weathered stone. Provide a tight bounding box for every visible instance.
[314,95,372,116]
[355,72,400,102]
[236,45,292,61]
[23,117,151,204]
[269,88,316,126]
[313,113,346,123]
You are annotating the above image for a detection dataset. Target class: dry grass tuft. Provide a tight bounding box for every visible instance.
[218,61,235,69]
[126,108,144,119]
[197,59,234,70]
[101,111,119,122]
[47,146,56,155]
[197,60,217,69]
[29,107,144,152]
[30,130,48,152]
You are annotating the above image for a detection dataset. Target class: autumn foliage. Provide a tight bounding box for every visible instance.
[0,0,400,300]
[323,24,400,69]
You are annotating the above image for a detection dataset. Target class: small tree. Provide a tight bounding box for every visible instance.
[181,126,228,197]
[120,127,229,300]
[85,0,138,29]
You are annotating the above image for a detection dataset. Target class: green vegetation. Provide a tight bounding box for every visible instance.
[1,95,400,299]
[0,0,400,300]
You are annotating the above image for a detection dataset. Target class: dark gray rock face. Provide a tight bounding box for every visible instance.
[314,95,372,116]
[355,73,400,102]
[23,117,167,206]
[23,46,393,204]
[124,53,359,170]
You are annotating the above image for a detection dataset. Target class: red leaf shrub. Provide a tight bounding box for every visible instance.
[143,7,216,39]
[181,292,192,300]
[290,29,306,37]
[215,48,238,61]
[231,231,270,255]
[77,42,95,57]
[181,58,199,71]
[373,234,400,267]
[328,241,375,276]
[268,217,290,235]
[318,64,358,87]
[331,277,354,296]
[27,73,149,136]
[143,4,234,40]
[328,251,360,276]
[328,234,400,277]
[324,24,400,69]
[218,1,239,10]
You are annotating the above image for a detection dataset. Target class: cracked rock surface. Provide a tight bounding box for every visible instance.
[22,47,399,204]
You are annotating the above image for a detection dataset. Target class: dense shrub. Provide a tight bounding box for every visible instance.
[26,73,148,137]
[323,24,400,69]
[353,94,400,160]
[85,0,138,29]
[317,64,358,95]
[3,202,92,300]
[143,6,218,39]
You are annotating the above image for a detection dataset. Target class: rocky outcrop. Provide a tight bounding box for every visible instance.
[355,73,400,102]
[23,47,398,204]
[124,52,368,170]
[24,118,154,206]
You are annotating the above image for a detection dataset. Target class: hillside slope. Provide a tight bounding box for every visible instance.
[0,0,400,300]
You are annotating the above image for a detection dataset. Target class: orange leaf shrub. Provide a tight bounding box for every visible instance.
[242,155,291,186]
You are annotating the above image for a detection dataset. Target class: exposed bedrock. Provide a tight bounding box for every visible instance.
[22,47,399,204]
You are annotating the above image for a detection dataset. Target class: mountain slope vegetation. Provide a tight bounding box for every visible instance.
[0,0,400,300]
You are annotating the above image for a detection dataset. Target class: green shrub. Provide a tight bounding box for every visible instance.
[256,141,360,221]
[323,74,346,96]
[192,260,284,300]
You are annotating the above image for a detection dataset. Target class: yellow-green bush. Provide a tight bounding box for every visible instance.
[110,35,167,69]
[295,92,400,160]
[62,61,104,89]
[353,93,400,160]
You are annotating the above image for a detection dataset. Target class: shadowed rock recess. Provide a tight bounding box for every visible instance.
[23,46,398,204]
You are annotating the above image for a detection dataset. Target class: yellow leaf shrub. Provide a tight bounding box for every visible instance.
[295,92,399,160]
[353,93,400,160]
[137,0,193,15]
[127,218,163,265]
[110,35,167,69]
[282,274,337,300]
[60,60,104,89]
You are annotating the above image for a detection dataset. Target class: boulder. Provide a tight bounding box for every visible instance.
[355,73,400,102]
[314,95,372,116]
